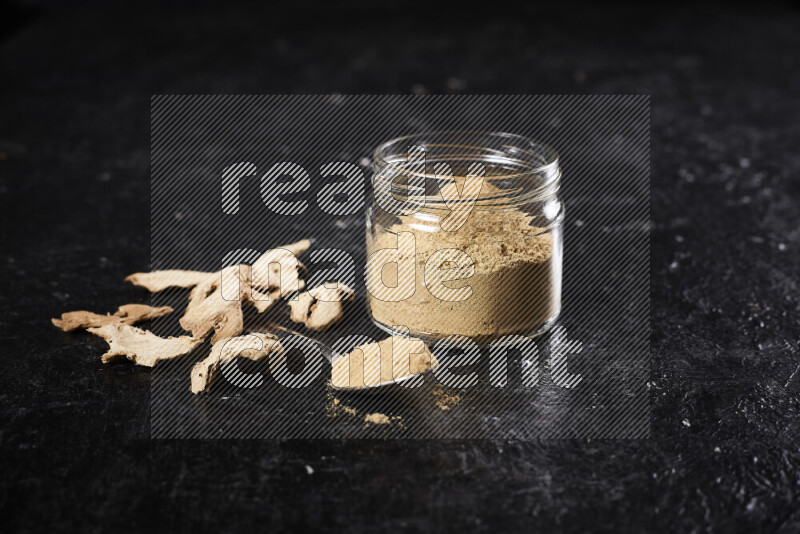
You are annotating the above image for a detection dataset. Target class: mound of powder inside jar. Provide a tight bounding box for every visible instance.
[367,192,559,343]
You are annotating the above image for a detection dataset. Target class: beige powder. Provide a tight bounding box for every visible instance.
[326,397,358,418]
[367,202,558,342]
[364,413,391,425]
[330,335,438,389]
[432,384,461,411]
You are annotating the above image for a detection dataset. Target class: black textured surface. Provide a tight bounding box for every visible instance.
[1,2,799,532]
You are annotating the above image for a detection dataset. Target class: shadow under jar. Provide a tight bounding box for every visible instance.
[365,131,563,344]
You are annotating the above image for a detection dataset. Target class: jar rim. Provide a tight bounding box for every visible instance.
[372,130,561,206]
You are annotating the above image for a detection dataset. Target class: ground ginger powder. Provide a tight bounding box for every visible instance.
[367,202,558,342]
[331,335,438,389]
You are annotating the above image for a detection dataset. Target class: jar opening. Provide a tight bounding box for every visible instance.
[372,131,560,208]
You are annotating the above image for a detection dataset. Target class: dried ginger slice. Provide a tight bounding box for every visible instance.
[249,287,280,313]
[121,240,311,341]
[52,304,173,332]
[288,282,354,332]
[125,270,212,292]
[249,280,306,314]
[88,323,202,367]
[124,239,310,294]
[124,239,309,317]
[331,334,438,389]
[249,246,308,300]
[190,332,284,394]
[246,240,310,313]
[180,265,251,344]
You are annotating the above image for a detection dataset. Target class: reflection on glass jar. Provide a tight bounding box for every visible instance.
[365,131,563,344]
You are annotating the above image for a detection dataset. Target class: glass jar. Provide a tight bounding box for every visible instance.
[365,131,563,344]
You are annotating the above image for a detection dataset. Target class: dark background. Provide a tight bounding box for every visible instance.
[1,1,799,532]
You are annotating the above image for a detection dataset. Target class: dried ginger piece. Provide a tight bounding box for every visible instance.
[88,323,202,367]
[249,279,306,314]
[190,332,284,394]
[331,335,438,389]
[124,240,310,336]
[179,253,307,342]
[248,242,310,312]
[288,282,354,332]
[180,265,251,344]
[125,239,310,296]
[52,304,173,332]
[180,243,311,343]
[124,270,212,292]
[249,287,281,314]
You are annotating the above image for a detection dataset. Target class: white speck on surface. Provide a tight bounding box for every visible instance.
[574,219,584,227]
[446,77,464,92]
[669,261,679,272]
[714,446,721,453]
[305,465,314,475]
[675,235,684,243]
[778,243,786,251]
[682,419,691,427]
[739,158,751,168]
[678,168,695,182]
[334,220,348,230]
[359,157,370,167]
[411,84,428,95]
[746,498,758,512]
